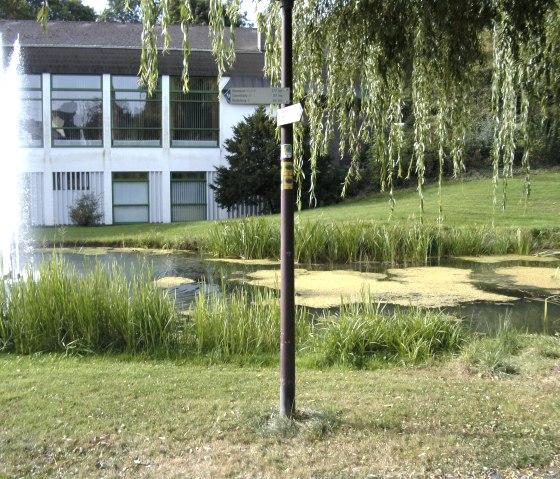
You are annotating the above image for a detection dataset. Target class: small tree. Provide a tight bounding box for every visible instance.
[211,107,347,214]
[211,107,281,214]
[69,193,102,226]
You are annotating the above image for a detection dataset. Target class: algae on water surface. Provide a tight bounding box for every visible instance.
[154,276,196,288]
[243,267,516,308]
[494,266,560,292]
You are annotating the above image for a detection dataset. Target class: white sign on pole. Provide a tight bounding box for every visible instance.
[223,87,290,105]
[277,103,303,126]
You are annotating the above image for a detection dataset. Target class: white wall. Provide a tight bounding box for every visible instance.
[20,74,259,225]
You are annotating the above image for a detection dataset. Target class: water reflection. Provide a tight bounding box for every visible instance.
[29,249,560,335]
[449,299,559,335]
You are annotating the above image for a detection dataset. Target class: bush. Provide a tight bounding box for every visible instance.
[69,193,103,226]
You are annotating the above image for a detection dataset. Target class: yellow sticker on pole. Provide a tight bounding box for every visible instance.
[281,161,294,190]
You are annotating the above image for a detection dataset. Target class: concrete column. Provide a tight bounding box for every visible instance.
[162,75,170,149]
[102,74,113,224]
[41,73,54,226]
[102,74,111,148]
[160,76,171,222]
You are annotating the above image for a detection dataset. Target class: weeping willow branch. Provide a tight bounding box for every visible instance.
[179,0,194,91]
[139,0,160,90]
[38,0,559,217]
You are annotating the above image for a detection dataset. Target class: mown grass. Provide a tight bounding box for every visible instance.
[1,258,559,478]
[4,171,557,479]
[0,350,558,479]
[32,170,560,259]
[33,221,208,250]
[297,168,560,228]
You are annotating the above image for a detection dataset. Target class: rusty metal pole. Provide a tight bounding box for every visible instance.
[279,0,295,418]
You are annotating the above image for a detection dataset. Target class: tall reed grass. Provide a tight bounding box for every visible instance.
[205,217,536,264]
[0,258,309,360]
[188,285,310,359]
[205,217,280,259]
[310,295,467,368]
[0,256,177,355]
[436,226,535,257]
[0,257,468,367]
[185,288,466,367]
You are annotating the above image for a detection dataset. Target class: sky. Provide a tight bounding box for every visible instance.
[82,0,259,24]
[81,0,108,13]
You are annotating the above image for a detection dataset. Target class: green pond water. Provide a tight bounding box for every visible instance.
[30,249,560,335]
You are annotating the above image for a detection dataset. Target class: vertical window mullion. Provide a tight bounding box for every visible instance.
[170,77,219,147]
[111,76,162,147]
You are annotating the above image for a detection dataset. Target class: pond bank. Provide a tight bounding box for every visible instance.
[19,248,560,336]
[32,220,560,265]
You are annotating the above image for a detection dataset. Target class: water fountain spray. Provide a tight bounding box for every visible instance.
[0,36,23,277]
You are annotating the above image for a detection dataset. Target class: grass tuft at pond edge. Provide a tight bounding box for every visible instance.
[2,257,557,374]
[205,218,537,264]
[1,257,470,367]
[309,295,467,368]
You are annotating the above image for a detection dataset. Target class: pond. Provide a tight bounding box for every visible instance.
[30,248,560,335]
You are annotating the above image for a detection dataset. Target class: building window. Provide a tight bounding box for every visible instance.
[51,75,103,147]
[112,172,149,223]
[20,74,43,147]
[171,172,207,221]
[170,77,219,147]
[112,76,161,147]
[52,172,91,191]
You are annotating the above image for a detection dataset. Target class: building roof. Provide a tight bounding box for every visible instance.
[0,20,265,77]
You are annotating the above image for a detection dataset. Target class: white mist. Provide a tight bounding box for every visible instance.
[0,37,22,277]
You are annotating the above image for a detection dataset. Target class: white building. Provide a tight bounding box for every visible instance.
[0,20,267,225]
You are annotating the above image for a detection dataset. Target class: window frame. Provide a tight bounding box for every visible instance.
[111,76,162,148]
[50,74,103,148]
[20,74,43,148]
[112,172,150,224]
[170,171,207,222]
[170,77,220,149]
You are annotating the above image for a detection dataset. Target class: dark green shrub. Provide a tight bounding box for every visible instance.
[69,193,102,226]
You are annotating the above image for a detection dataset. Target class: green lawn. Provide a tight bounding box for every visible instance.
[32,220,211,249]
[32,170,560,249]
[302,169,560,228]
[0,352,558,479]
[7,171,560,478]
